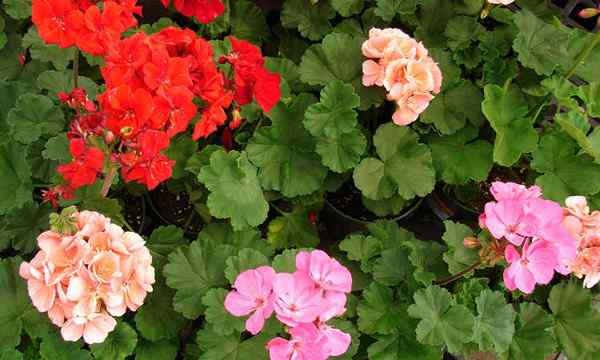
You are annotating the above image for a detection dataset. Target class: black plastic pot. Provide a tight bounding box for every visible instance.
[120,191,151,234]
[146,186,203,238]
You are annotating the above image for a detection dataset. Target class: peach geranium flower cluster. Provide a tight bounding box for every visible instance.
[361,28,442,126]
[19,209,155,344]
[563,196,600,288]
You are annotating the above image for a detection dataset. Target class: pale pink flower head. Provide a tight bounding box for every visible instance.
[483,200,537,246]
[267,323,329,360]
[61,312,117,344]
[405,60,442,95]
[89,251,122,283]
[392,92,434,126]
[503,240,558,294]
[19,252,57,312]
[488,0,515,4]
[361,28,410,59]
[272,272,323,327]
[224,266,276,335]
[362,60,384,87]
[296,250,352,293]
[490,182,542,202]
[76,210,108,237]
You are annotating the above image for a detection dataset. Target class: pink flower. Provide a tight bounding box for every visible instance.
[490,181,542,201]
[316,322,352,357]
[483,200,536,246]
[61,312,117,344]
[224,266,275,335]
[272,272,323,327]
[362,60,384,87]
[503,240,558,294]
[361,28,410,59]
[392,92,434,126]
[296,250,352,293]
[267,323,329,360]
[488,0,515,4]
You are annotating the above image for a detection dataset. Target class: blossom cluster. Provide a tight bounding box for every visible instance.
[563,196,600,288]
[479,182,577,294]
[224,250,352,360]
[361,28,442,126]
[34,0,280,196]
[19,209,155,344]
[160,0,225,24]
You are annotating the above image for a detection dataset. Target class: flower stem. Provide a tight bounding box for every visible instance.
[101,167,117,198]
[435,260,482,286]
[72,49,79,89]
[564,30,600,80]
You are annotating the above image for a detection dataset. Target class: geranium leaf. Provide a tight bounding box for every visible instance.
[37,70,98,99]
[90,322,137,360]
[357,283,404,335]
[42,133,71,163]
[246,94,328,197]
[353,123,435,201]
[0,141,32,215]
[196,323,275,360]
[145,225,187,271]
[429,126,493,185]
[403,238,449,285]
[367,333,441,360]
[135,339,178,360]
[362,194,409,217]
[135,281,187,341]
[445,16,485,51]
[481,83,538,166]
[271,248,303,273]
[339,234,381,274]
[408,285,475,354]
[531,132,600,202]
[22,27,75,70]
[230,0,269,43]
[0,349,23,360]
[267,212,319,250]
[331,0,363,17]
[0,202,52,253]
[315,128,367,173]
[372,246,411,286]
[579,82,600,118]
[549,281,600,360]
[456,278,489,312]
[197,223,273,257]
[202,288,245,336]
[502,303,557,360]
[198,149,268,230]
[166,134,197,180]
[0,257,34,348]
[374,0,421,22]
[473,290,516,354]
[554,110,600,163]
[299,32,384,110]
[7,93,65,144]
[280,0,335,41]
[39,331,92,360]
[224,248,269,284]
[441,220,479,275]
[4,0,32,19]
[163,241,233,319]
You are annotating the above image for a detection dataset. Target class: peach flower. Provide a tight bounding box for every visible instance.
[488,0,515,4]
[361,28,410,59]
[20,209,155,344]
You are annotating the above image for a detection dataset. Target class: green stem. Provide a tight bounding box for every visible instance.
[101,167,117,198]
[183,210,196,232]
[253,117,264,135]
[564,30,600,80]
[435,260,481,286]
[122,219,134,232]
[72,49,79,89]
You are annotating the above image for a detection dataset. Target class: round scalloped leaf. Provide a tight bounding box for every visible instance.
[90,322,137,360]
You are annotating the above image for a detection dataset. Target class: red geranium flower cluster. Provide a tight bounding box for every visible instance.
[161,0,225,24]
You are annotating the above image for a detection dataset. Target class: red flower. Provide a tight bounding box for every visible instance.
[162,0,225,24]
[143,53,193,93]
[101,84,154,138]
[254,67,281,113]
[32,0,84,48]
[57,139,104,189]
[152,86,197,137]
[192,92,233,140]
[102,32,150,88]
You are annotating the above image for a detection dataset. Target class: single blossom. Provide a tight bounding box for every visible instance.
[224,266,276,335]
[483,200,535,246]
[487,0,515,4]
[267,323,329,360]
[490,181,542,201]
[564,196,600,287]
[272,272,323,327]
[503,240,557,294]
[296,250,352,293]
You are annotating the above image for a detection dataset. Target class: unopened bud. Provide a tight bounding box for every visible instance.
[579,8,600,19]
[463,237,480,249]
[105,131,115,144]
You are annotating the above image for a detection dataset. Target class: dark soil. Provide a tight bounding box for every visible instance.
[149,185,203,235]
[120,191,149,234]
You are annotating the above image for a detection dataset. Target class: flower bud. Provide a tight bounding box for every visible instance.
[579,7,600,19]
[463,237,480,249]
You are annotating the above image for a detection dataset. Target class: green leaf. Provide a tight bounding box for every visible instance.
[554,110,600,163]
[357,283,404,335]
[39,331,92,360]
[196,223,273,257]
[42,133,71,162]
[404,238,449,285]
[580,82,600,118]
[246,94,327,197]
[37,70,98,99]
[482,84,538,166]
[339,234,381,273]
[408,285,475,354]
[4,0,32,19]
[441,220,479,275]
[197,324,273,360]
[0,202,52,253]
[79,197,127,228]
[0,349,23,360]
[473,290,516,354]
[299,32,384,110]
[549,281,600,359]
[7,93,65,144]
[0,141,32,215]
[445,16,485,51]
[502,303,556,360]
[202,288,245,336]
[372,246,410,286]
[374,0,420,22]
[135,339,178,360]
[331,0,363,17]
[0,257,32,348]
[267,212,319,250]
[362,194,409,217]
[166,135,197,180]
[513,9,570,76]
[198,149,268,230]
[22,27,75,70]
[429,126,493,185]
[531,132,600,202]
[224,248,269,284]
[456,278,489,312]
[135,281,186,341]
[271,248,303,273]
[163,241,233,319]
[353,123,435,200]
[91,322,137,360]
[367,333,441,360]
[146,225,187,271]
[421,81,484,134]
[280,0,335,41]
[230,0,269,43]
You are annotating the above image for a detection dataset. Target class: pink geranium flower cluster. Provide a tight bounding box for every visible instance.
[563,196,600,288]
[361,28,442,126]
[224,250,352,360]
[479,182,576,294]
[19,210,155,344]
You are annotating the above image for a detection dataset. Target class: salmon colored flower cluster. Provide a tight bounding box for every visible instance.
[487,0,515,5]
[479,182,577,294]
[563,196,600,288]
[19,209,155,344]
[224,250,352,360]
[361,28,442,126]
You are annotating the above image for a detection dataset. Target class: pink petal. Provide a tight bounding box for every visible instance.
[503,267,517,291]
[224,291,255,316]
[234,269,263,300]
[513,264,536,294]
[83,314,116,344]
[67,276,87,302]
[504,245,521,264]
[320,326,351,356]
[295,252,310,273]
[245,309,266,335]
[61,321,84,342]
[267,338,293,360]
